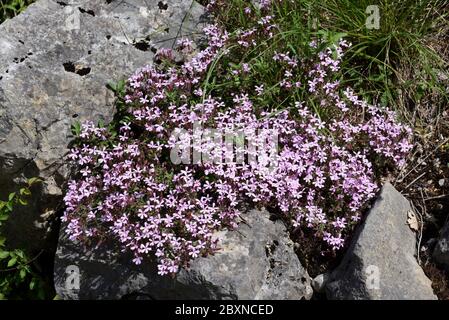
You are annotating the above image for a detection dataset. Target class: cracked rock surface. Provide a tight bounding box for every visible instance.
[54,209,313,300]
[0,0,206,253]
[326,183,437,300]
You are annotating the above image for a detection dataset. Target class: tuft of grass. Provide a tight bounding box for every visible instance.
[0,0,34,24]
[310,0,449,114]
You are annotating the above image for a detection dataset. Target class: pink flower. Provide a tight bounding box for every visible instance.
[63,21,412,277]
[255,85,264,96]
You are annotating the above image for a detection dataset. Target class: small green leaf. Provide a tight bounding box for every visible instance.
[117,79,126,91]
[8,192,16,202]
[28,177,42,185]
[71,122,81,136]
[5,202,12,212]
[14,250,25,260]
[0,251,10,259]
[29,279,36,290]
[20,269,27,279]
[118,80,125,89]
[7,257,17,267]
[20,187,32,196]
[106,81,117,92]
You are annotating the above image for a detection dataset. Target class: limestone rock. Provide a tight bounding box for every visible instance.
[326,182,437,300]
[54,209,313,300]
[311,273,329,294]
[0,0,206,253]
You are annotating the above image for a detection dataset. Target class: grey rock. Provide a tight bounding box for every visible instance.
[433,222,449,271]
[311,273,329,294]
[54,209,313,300]
[326,182,437,300]
[0,0,206,253]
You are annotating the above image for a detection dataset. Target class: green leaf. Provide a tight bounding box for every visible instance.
[331,32,347,44]
[27,177,42,186]
[20,187,31,196]
[106,81,117,92]
[18,198,28,206]
[14,250,25,260]
[29,279,36,290]
[0,251,10,259]
[0,236,6,247]
[71,122,81,136]
[20,269,27,279]
[5,202,12,212]
[8,192,15,202]
[107,79,126,97]
[3,4,18,11]
[7,257,17,267]
[117,79,126,91]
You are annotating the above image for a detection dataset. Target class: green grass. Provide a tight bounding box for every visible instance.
[309,0,449,114]
[206,0,448,139]
[200,0,336,117]
[0,0,34,24]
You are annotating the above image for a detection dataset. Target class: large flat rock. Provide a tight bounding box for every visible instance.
[0,0,206,253]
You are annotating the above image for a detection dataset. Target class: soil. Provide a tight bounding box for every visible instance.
[395,124,449,300]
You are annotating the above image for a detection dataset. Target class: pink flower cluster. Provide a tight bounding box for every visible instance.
[63,16,412,274]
